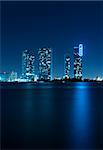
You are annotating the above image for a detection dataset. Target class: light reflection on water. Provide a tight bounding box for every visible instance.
[71,82,92,148]
[1,82,102,149]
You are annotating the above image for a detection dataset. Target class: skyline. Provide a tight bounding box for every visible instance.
[1,1,103,78]
[0,44,103,81]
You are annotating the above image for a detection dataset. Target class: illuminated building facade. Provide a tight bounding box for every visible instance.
[9,71,17,82]
[38,47,51,80]
[22,50,35,80]
[64,55,70,78]
[0,72,10,82]
[74,44,83,79]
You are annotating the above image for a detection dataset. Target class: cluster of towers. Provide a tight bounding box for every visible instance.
[22,48,51,81]
[22,44,83,81]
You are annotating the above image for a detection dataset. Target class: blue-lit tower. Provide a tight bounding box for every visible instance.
[38,47,52,80]
[22,50,35,80]
[74,44,83,79]
[64,54,70,78]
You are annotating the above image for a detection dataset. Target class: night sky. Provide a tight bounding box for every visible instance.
[1,1,103,79]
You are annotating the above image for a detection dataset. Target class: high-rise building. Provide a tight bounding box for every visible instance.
[38,47,52,80]
[0,72,10,82]
[22,50,35,80]
[74,44,83,79]
[64,54,70,78]
[9,71,17,82]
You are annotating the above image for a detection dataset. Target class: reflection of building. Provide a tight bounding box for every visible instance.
[9,71,17,82]
[22,50,35,80]
[74,44,83,79]
[38,47,51,80]
[64,54,70,78]
[0,72,10,82]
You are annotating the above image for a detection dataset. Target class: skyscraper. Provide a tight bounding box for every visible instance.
[38,47,52,80]
[64,54,70,78]
[0,72,10,82]
[22,50,35,80]
[9,71,17,82]
[74,44,83,79]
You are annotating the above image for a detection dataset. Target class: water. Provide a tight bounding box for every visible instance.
[1,82,103,149]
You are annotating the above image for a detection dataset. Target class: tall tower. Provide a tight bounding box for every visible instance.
[22,50,35,80]
[38,47,52,80]
[74,44,83,79]
[64,54,70,78]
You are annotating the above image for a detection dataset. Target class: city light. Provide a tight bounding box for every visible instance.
[38,47,52,81]
[79,44,83,57]
[0,44,102,83]
[64,55,70,78]
[74,44,83,79]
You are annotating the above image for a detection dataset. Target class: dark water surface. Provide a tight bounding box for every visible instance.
[1,82,103,149]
